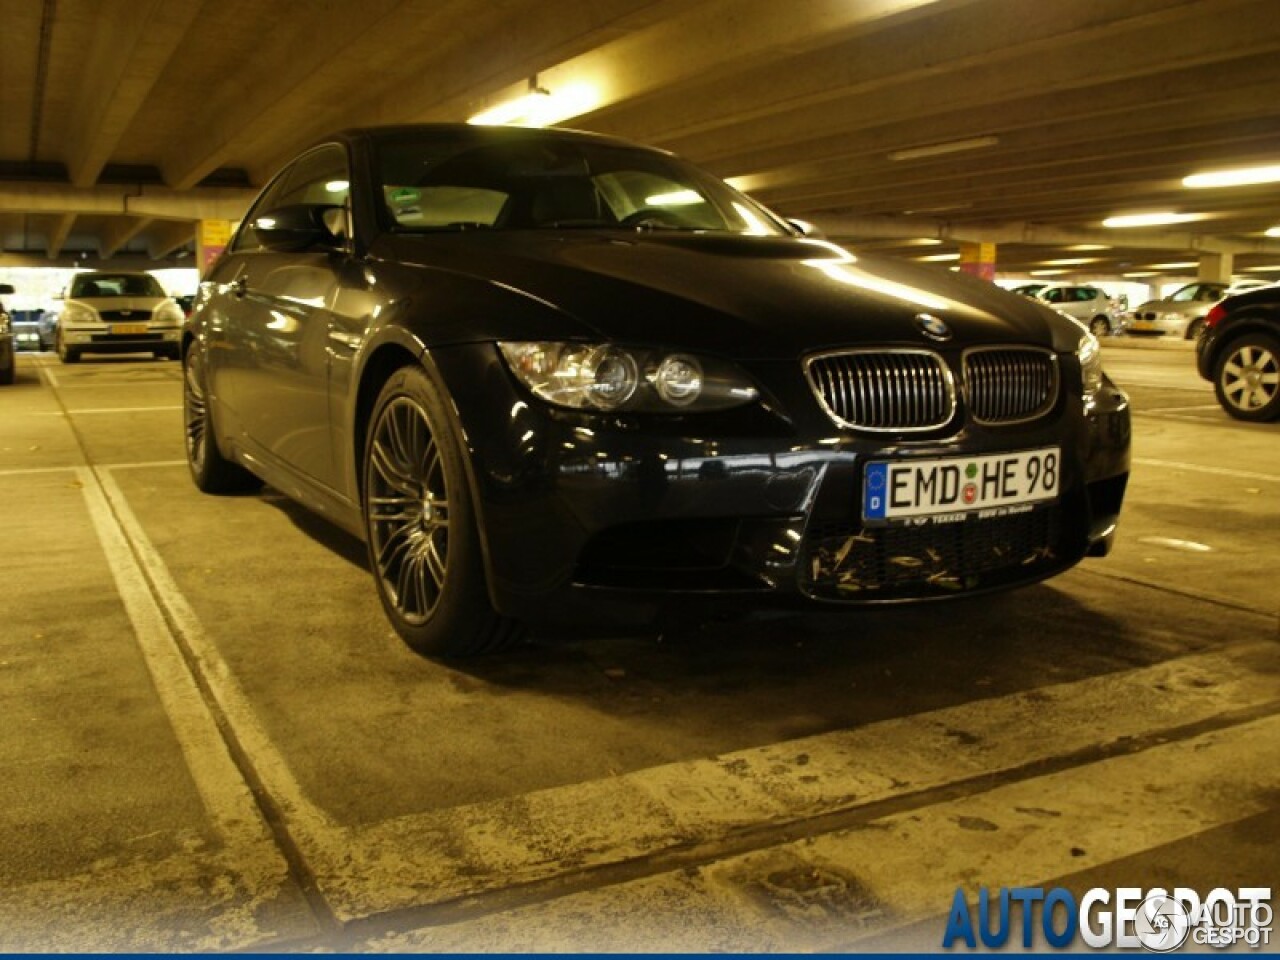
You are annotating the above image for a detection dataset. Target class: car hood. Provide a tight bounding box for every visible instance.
[379,231,1078,358]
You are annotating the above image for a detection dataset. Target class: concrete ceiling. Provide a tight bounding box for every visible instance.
[2,0,1279,282]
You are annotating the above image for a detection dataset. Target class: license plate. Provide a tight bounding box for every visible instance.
[112,323,148,335]
[863,447,1059,524]
[1130,320,1153,330]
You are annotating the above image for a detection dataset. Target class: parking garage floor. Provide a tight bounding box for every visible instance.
[0,342,1276,952]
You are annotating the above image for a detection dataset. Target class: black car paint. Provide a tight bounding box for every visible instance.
[1196,284,1280,381]
[188,125,1130,629]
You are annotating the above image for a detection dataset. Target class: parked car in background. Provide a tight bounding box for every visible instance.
[1196,283,1280,421]
[1011,283,1048,298]
[1032,284,1114,336]
[36,309,59,350]
[1127,280,1269,340]
[0,284,15,384]
[56,271,185,363]
[184,123,1131,659]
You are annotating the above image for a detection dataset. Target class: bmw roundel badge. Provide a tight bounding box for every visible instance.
[915,313,951,341]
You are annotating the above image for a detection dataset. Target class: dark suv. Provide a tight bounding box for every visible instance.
[1196,284,1280,421]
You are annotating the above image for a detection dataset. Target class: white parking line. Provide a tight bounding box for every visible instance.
[1135,457,1280,483]
[77,472,1280,926]
[76,465,280,855]
[0,466,76,477]
[33,406,182,415]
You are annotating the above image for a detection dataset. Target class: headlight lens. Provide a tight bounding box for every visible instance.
[61,302,98,325]
[153,302,185,325]
[498,342,758,412]
[0,314,9,335]
[1077,330,1103,396]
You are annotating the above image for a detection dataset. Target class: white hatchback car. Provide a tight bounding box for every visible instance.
[56,271,184,363]
[1033,284,1114,336]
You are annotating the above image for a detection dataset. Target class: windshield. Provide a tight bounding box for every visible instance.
[70,273,166,298]
[374,132,789,236]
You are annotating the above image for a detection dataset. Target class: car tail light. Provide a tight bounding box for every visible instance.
[1204,303,1228,331]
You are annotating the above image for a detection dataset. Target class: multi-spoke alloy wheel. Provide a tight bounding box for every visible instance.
[362,365,518,658]
[367,397,451,625]
[1215,333,1280,422]
[182,346,260,492]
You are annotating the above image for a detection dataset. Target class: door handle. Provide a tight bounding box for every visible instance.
[229,276,247,299]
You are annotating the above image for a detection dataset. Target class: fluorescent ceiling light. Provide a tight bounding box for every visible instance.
[1066,244,1110,251]
[1148,262,1197,269]
[1102,212,1199,228]
[1029,269,1067,277]
[1266,226,1280,238]
[468,82,599,127]
[1245,264,1280,272]
[1123,272,1157,278]
[324,180,349,193]
[1182,164,1280,189]
[1041,258,1099,266]
[918,252,960,262]
[888,136,998,162]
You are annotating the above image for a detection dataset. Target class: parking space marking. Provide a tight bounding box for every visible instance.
[1142,403,1222,413]
[105,460,187,470]
[0,466,76,477]
[76,465,279,853]
[69,473,1280,926]
[33,406,183,415]
[368,715,1280,953]
[1134,457,1280,483]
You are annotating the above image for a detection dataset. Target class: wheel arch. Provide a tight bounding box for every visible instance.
[351,336,502,610]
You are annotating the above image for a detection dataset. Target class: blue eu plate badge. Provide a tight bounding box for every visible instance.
[864,462,889,520]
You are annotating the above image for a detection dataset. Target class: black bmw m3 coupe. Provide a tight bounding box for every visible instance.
[183,124,1131,657]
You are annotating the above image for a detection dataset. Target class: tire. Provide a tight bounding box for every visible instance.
[362,365,520,658]
[183,346,262,492]
[1186,317,1206,340]
[56,332,80,364]
[1089,316,1110,337]
[1214,332,1280,422]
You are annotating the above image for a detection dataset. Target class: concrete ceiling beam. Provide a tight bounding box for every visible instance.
[0,182,256,222]
[811,214,1280,256]
[146,220,196,260]
[64,0,205,187]
[98,216,153,259]
[666,0,1280,171]
[46,212,75,259]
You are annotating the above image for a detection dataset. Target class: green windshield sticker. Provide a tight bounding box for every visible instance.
[390,187,420,204]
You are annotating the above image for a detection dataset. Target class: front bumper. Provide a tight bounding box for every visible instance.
[62,325,181,353]
[430,345,1132,628]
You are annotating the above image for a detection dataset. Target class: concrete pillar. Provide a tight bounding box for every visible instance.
[958,241,996,282]
[196,220,232,276]
[1197,252,1232,283]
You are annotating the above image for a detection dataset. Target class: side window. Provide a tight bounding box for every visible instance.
[1042,288,1063,303]
[230,144,350,253]
[230,166,296,254]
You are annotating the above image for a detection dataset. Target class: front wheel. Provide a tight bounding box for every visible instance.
[56,332,80,364]
[1214,332,1280,422]
[1186,317,1206,340]
[363,365,520,658]
[1089,316,1110,337]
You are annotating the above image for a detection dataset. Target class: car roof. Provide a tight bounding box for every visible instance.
[325,122,671,156]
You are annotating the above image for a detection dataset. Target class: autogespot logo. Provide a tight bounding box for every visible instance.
[942,886,1272,952]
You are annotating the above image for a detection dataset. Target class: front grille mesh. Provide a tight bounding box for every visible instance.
[964,348,1058,424]
[807,351,953,431]
[99,310,153,323]
[807,346,1059,430]
[801,506,1063,600]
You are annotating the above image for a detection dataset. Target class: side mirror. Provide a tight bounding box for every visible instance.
[0,284,14,295]
[787,218,825,240]
[252,204,344,252]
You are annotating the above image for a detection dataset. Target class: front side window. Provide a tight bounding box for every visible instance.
[373,132,788,236]
[232,144,350,253]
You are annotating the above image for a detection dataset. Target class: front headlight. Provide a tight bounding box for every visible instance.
[60,302,98,326]
[152,302,184,325]
[498,342,759,412]
[1077,330,1103,397]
